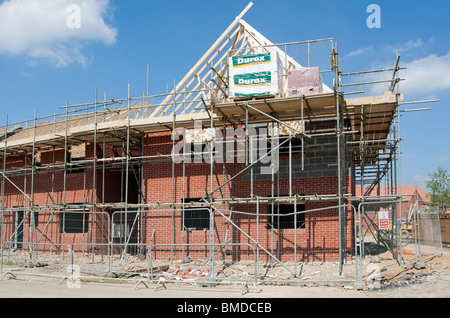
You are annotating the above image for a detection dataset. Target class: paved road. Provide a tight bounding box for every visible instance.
[0,274,363,298]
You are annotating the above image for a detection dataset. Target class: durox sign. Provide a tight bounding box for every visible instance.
[232,53,271,67]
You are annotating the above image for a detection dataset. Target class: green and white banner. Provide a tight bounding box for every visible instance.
[228,52,283,99]
[232,53,271,68]
[234,71,271,87]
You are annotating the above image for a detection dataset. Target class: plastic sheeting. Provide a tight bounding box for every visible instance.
[287,67,323,97]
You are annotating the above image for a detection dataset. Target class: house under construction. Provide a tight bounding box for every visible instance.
[0,3,443,286]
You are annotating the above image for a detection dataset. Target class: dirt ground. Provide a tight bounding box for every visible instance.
[1,244,449,299]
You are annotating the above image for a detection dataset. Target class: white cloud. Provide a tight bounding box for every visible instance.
[387,39,424,54]
[345,45,373,58]
[0,0,117,67]
[401,52,450,97]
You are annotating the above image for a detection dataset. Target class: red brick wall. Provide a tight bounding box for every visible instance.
[1,129,355,262]
[1,144,119,252]
[142,131,355,262]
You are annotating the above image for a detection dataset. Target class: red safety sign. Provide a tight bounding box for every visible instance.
[378,211,390,230]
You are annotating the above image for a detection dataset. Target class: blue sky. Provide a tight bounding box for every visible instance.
[0,0,449,190]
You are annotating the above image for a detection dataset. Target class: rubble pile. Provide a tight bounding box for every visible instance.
[156,264,211,282]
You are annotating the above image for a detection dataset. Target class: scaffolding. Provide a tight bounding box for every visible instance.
[0,3,442,287]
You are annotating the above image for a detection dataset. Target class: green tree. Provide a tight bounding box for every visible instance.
[425,167,450,212]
